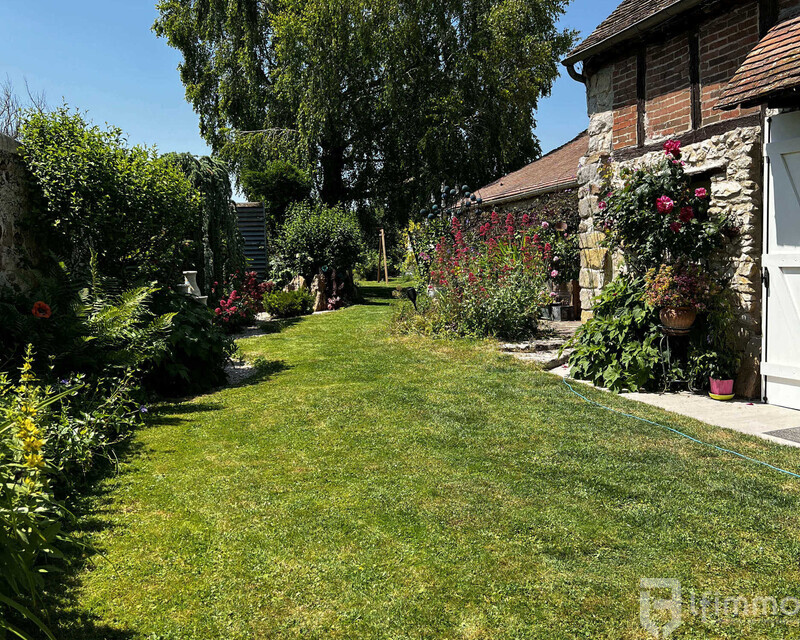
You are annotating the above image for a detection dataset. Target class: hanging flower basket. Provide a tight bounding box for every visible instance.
[659,306,696,335]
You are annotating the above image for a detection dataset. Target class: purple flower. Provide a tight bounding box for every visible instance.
[139,405,148,414]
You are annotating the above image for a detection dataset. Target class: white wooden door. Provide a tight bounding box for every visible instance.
[763,113,800,410]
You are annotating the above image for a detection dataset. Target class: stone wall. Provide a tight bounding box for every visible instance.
[577,66,614,317]
[0,133,37,291]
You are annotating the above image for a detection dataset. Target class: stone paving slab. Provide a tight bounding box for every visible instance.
[547,364,800,448]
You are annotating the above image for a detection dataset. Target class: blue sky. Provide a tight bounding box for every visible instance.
[2,0,617,163]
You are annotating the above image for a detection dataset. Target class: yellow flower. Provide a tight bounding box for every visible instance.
[17,418,39,437]
[21,436,44,453]
[20,404,37,416]
[24,453,45,469]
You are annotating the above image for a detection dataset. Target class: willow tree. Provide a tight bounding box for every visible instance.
[154,0,574,225]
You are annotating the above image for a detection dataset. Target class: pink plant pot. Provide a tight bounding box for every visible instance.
[709,378,734,396]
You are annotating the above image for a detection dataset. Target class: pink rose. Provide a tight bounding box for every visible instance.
[695,187,708,199]
[598,201,607,210]
[670,221,682,232]
[656,196,675,214]
[541,221,550,229]
[550,270,559,277]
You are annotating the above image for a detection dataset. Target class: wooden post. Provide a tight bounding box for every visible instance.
[380,228,389,284]
[376,237,381,282]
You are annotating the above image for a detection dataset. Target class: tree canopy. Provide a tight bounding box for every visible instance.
[154,0,574,226]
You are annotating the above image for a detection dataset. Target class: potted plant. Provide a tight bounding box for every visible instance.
[706,351,740,400]
[644,263,717,335]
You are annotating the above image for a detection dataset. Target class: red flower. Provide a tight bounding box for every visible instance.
[32,301,51,319]
[656,196,675,214]
[598,201,607,210]
[490,211,499,224]
[670,221,683,233]
[679,206,694,223]
[663,139,681,158]
[695,187,708,199]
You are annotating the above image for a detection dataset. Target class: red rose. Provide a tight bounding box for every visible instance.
[32,301,51,319]
[663,140,681,158]
[679,206,694,223]
[670,221,683,232]
[695,187,708,199]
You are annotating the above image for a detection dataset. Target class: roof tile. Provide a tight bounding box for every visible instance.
[567,0,683,61]
[717,12,800,109]
[474,132,588,205]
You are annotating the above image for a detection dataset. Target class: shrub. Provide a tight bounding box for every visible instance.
[263,290,314,318]
[420,213,549,340]
[20,107,199,287]
[272,202,364,283]
[567,275,663,392]
[146,291,236,396]
[210,271,275,332]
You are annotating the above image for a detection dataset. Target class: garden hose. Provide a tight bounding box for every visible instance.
[562,377,800,480]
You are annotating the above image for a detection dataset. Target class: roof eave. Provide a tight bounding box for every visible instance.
[562,0,706,67]
[479,179,579,207]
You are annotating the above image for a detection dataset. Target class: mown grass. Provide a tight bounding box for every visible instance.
[49,282,800,639]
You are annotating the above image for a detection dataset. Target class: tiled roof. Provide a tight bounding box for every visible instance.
[566,0,685,62]
[717,12,800,109]
[473,131,588,205]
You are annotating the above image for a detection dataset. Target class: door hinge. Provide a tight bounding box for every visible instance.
[763,266,770,291]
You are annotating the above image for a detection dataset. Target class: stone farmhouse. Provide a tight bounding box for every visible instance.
[554,0,800,406]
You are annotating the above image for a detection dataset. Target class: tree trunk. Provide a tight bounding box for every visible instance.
[320,142,347,205]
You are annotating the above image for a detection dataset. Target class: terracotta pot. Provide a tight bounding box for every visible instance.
[710,378,734,396]
[659,306,696,334]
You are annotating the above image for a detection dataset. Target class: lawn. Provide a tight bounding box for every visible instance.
[51,282,800,639]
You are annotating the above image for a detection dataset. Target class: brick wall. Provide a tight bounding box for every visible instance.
[645,34,692,140]
[609,1,762,150]
[612,55,637,149]
[699,2,760,125]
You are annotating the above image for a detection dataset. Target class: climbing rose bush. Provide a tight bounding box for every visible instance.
[596,139,729,275]
[424,214,549,339]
